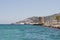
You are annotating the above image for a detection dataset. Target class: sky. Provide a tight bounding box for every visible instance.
[0,0,60,24]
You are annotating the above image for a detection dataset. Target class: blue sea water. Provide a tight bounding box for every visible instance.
[0,24,60,40]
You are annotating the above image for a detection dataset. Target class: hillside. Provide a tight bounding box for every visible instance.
[16,16,39,24]
[16,13,60,24]
[44,13,60,21]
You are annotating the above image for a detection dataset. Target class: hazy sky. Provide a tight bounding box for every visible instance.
[0,0,60,24]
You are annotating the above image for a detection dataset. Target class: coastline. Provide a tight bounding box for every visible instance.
[33,24,60,29]
[43,24,60,29]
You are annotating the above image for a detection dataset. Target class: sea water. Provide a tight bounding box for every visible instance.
[0,24,60,40]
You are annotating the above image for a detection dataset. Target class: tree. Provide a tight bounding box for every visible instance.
[56,16,60,24]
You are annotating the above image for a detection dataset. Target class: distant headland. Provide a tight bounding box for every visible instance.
[14,13,60,29]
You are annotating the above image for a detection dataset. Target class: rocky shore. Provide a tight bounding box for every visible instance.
[43,24,60,29]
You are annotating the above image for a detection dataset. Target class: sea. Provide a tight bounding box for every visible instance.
[0,24,60,40]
